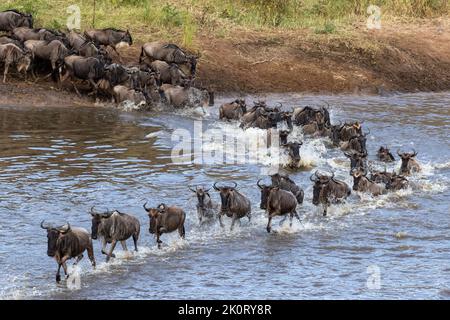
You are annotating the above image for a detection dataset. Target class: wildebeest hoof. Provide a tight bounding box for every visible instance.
[56,274,61,282]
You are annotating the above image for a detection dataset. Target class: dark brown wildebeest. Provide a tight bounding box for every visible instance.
[377,146,395,162]
[0,43,31,82]
[0,10,33,32]
[213,181,251,231]
[149,60,189,86]
[143,202,186,248]
[369,168,395,185]
[160,83,209,109]
[140,41,197,77]
[61,55,107,96]
[219,99,247,120]
[85,28,132,62]
[41,221,96,283]
[311,171,351,216]
[90,207,140,262]
[67,30,108,58]
[344,150,367,170]
[24,39,69,83]
[350,167,385,196]
[386,174,409,191]
[398,149,421,175]
[282,141,303,169]
[270,173,304,204]
[257,180,299,233]
[341,130,369,154]
[189,185,218,224]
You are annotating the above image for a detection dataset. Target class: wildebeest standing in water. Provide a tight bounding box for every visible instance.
[257,180,299,233]
[377,146,395,162]
[310,171,351,216]
[140,41,197,77]
[143,202,186,248]
[0,43,31,83]
[189,185,217,224]
[0,10,33,32]
[41,221,96,283]
[398,149,421,175]
[85,28,132,62]
[90,207,140,262]
[213,182,252,231]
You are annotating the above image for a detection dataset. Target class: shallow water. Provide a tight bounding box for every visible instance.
[0,92,449,300]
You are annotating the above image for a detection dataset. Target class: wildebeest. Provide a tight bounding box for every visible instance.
[386,174,409,190]
[310,171,351,216]
[24,39,69,82]
[12,27,65,43]
[140,41,197,76]
[189,185,217,224]
[344,150,367,170]
[0,43,31,82]
[41,221,96,282]
[270,173,304,204]
[341,130,369,154]
[160,83,209,109]
[219,99,247,120]
[0,10,33,32]
[61,55,107,96]
[112,85,150,108]
[282,141,303,169]
[213,181,251,230]
[377,146,395,162]
[398,149,421,175]
[257,180,299,233]
[67,30,107,58]
[90,207,140,262]
[143,202,186,248]
[149,60,189,85]
[85,28,132,62]
[350,167,385,196]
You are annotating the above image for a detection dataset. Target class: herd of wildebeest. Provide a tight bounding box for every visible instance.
[0,9,212,109]
[1,10,423,284]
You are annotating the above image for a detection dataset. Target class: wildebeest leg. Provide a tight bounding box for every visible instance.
[218,212,225,228]
[120,241,128,252]
[106,240,117,262]
[3,63,9,83]
[132,233,139,252]
[87,243,96,269]
[178,224,185,239]
[74,254,84,265]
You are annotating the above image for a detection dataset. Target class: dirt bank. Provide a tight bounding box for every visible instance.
[1,19,449,107]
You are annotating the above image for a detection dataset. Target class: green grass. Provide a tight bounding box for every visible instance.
[1,0,448,47]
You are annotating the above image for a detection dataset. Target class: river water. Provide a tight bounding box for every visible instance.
[0,92,449,300]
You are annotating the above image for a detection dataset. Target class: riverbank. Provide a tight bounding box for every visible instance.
[1,18,449,107]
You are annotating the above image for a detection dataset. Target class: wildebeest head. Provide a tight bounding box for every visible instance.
[377,146,395,162]
[189,185,211,209]
[143,202,166,234]
[89,206,113,240]
[257,179,276,210]
[41,221,71,257]
[344,150,367,170]
[398,149,418,169]
[310,171,333,205]
[283,141,302,165]
[213,181,238,214]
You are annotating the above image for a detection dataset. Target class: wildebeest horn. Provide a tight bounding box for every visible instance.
[143,202,150,212]
[257,179,265,189]
[40,220,51,230]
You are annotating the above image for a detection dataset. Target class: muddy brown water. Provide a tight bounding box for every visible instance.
[0,92,449,299]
